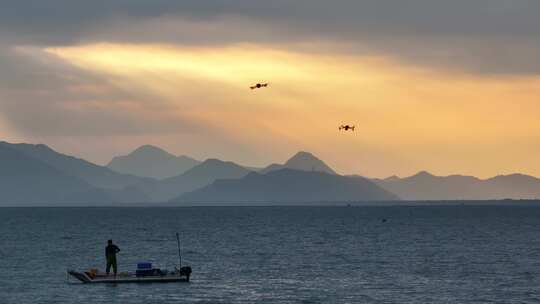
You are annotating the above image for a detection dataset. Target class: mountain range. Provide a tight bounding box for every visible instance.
[0,142,150,190]
[374,171,540,200]
[0,140,539,205]
[0,141,262,204]
[0,143,149,205]
[174,169,397,203]
[107,145,200,179]
[140,158,253,202]
[260,151,337,175]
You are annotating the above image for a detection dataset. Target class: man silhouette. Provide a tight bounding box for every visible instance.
[105,239,120,276]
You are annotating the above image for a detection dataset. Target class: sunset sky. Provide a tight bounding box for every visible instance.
[1,1,539,178]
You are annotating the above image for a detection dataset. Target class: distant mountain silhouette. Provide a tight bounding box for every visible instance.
[382,175,401,182]
[107,145,200,179]
[0,144,149,205]
[2,140,540,205]
[140,158,253,201]
[0,141,151,190]
[375,171,540,200]
[260,151,337,175]
[481,174,540,199]
[173,169,398,203]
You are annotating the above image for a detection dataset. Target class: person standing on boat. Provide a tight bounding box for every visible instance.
[105,239,121,276]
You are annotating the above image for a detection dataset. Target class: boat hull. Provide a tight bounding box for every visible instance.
[68,270,190,284]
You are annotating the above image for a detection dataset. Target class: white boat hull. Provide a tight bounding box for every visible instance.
[68,267,191,284]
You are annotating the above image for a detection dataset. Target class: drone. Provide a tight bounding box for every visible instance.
[339,125,355,131]
[250,83,269,90]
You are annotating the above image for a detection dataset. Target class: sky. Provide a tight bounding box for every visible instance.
[1,0,539,178]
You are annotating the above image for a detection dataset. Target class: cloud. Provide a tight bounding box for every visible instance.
[1,1,540,74]
[0,46,204,136]
[0,43,309,164]
[34,43,540,177]
[1,1,540,175]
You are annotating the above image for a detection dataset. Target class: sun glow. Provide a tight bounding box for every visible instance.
[44,43,540,177]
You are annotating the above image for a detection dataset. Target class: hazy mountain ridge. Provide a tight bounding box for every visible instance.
[1,140,539,205]
[173,168,398,203]
[260,151,337,175]
[375,171,540,200]
[0,144,150,205]
[107,145,201,179]
[0,141,157,205]
[141,158,253,202]
[0,141,152,190]
[0,141,258,204]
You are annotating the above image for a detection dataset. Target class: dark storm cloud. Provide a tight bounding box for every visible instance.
[1,0,540,74]
[3,1,540,40]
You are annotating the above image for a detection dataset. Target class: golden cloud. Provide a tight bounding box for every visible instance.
[43,43,540,177]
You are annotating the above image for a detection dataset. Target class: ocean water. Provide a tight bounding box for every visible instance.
[1,205,540,303]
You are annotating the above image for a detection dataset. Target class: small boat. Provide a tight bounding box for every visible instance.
[68,267,192,284]
[68,233,192,284]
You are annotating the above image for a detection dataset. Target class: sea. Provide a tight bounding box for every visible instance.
[1,204,540,303]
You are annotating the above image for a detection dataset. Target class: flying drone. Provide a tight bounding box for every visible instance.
[250,83,269,90]
[339,125,355,131]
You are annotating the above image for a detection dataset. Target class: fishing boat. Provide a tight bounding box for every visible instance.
[68,266,192,284]
[68,233,192,284]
